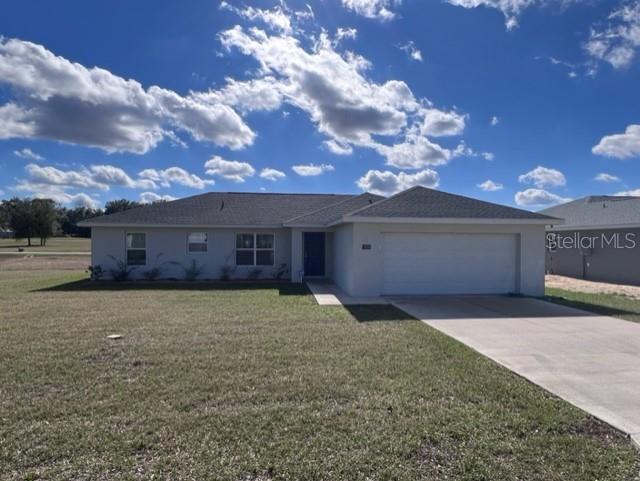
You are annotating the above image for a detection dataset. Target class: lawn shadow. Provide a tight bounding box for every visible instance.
[545,295,639,319]
[345,304,416,323]
[34,279,309,296]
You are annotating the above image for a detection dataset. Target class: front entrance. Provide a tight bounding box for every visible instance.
[303,232,325,277]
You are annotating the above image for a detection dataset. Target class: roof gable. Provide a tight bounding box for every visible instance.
[284,193,384,226]
[343,186,557,221]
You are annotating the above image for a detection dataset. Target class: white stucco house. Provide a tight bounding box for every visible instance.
[79,186,558,297]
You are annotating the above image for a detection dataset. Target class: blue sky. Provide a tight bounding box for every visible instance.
[0,0,639,210]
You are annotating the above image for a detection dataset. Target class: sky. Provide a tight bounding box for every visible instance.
[0,0,639,210]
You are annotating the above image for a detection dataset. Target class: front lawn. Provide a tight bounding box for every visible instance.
[546,287,640,323]
[1,267,638,480]
[0,236,90,252]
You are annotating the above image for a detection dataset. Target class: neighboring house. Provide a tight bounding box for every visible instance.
[0,229,14,239]
[541,195,640,286]
[79,186,556,296]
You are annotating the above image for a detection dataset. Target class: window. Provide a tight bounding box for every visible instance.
[126,233,146,266]
[188,232,207,253]
[236,233,274,266]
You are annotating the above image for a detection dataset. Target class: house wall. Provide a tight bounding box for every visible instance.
[336,222,546,297]
[91,226,292,280]
[546,227,640,286]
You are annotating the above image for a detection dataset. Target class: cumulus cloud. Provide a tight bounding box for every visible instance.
[198,76,285,113]
[220,1,294,33]
[377,132,451,169]
[341,0,399,20]
[218,26,460,167]
[478,179,503,191]
[14,181,99,208]
[335,27,358,44]
[0,37,254,153]
[324,139,354,155]
[482,152,495,160]
[25,163,108,190]
[291,163,335,176]
[595,172,621,183]
[515,188,571,207]
[592,124,640,159]
[259,167,286,181]
[446,0,544,30]
[139,192,178,204]
[491,115,500,126]
[616,188,640,196]
[138,167,214,189]
[420,108,466,137]
[585,1,640,69]
[204,155,256,182]
[89,165,157,190]
[399,41,423,62]
[518,166,566,188]
[356,169,439,195]
[14,148,44,160]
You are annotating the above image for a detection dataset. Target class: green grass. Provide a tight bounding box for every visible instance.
[546,287,640,323]
[0,237,90,252]
[1,266,638,481]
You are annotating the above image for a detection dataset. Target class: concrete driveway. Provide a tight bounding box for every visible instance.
[391,295,640,446]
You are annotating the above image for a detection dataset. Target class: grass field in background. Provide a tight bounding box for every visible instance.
[1,261,637,480]
[0,237,90,252]
[546,287,640,323]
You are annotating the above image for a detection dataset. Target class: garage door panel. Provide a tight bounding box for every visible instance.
[382,233,517,295]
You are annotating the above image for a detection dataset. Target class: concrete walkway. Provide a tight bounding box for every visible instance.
[391,295,640,447]
[306,281,388,305]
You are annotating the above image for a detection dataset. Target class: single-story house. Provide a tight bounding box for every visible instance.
[79,186,557,297]
[541,195,640,286]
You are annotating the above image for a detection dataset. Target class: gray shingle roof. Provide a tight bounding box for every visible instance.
[285,193,384,226]
[345,186,557,221]
[81,192,356,227]
[540,196,640,227]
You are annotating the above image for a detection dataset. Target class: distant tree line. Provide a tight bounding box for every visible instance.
[0,197,143,246]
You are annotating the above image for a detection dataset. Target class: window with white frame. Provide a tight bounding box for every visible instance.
[236,233,274,266]
[126,233,146,266]
[188,232,207,253]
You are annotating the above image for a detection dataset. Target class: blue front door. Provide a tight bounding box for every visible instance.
[304,232,325,276]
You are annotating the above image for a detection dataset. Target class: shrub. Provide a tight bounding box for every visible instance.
[220,265,235,281]
[141,253,167,281]
[172,259,205,281]
[274,263,289,280]
[107,256,136,281]
[247,268,262,280]
[87,264,104,281]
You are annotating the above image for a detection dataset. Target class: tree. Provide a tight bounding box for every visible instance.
[104,199,141,215]
[31,199,57,246]
[3,198,36,246]
[58,206,103,237]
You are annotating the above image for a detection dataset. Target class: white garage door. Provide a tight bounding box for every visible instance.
[382,233,518,295]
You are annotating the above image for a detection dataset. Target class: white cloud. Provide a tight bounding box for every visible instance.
[14,181,99,208]
[595,172,621,183]
[377,132,451,169]
[324,139,354,155]
[482,152,495,160]
[198,76,285,114]
[478,179,503,191]
[89,165,157,190]
[138,167,214,189]
[0,37,254,153]
[356,169,439,195]
[341,0,399,20]
[204,155,256,182]
[220,2,293,33]
[446,0,546,30]
[259,167,286,181]
[420,108,466,137]
[25,163,108,190]
[585,1,640,69]
[518,166,566,188]
[291,163,335,176]
[491,115,499,126]
[616,188,640,196]
[335,27,358,44]
[399,41,423,62]
[515,188,571,207]
[14,148,44,160]
[139,192,177,204]
[592,124,640,159]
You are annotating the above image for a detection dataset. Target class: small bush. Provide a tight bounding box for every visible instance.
[247,268,262,280]
[141,253,167,280]
[274,263,289,280]
[220,265,235,281]
[87,265,104,281]
[107,256,136,281]
[172,259,205,281]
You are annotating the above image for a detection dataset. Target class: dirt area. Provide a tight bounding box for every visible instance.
[0,254,90,271]
[546,274,640,300]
